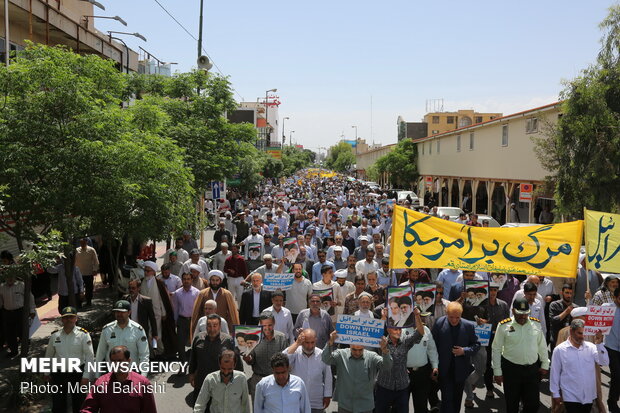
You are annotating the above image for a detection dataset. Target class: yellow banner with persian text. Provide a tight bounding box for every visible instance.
[585,209,620,273]
[389,205,583,278]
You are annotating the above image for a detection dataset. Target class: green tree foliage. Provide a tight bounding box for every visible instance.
[325,142,356,172]
[128,70,258,190]
[370,139,419,189]
[534,5,620,216]
[281,146,315,176]
[0,44,195,304]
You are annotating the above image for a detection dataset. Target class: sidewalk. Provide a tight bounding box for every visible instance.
[0,276,117,412]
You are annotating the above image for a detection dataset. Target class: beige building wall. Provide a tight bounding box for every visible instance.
[356,143,396,184]
[415,103,560,223]
[424,110,502,136]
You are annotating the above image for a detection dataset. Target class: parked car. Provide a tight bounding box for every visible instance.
[436,207,465,220]
[396,191,422,207]
[476,214,501,227]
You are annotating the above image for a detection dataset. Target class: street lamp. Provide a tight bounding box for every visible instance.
[83,15,127,28]
[351,125,358,140]
[80,0,105,10]
[290,130,295,146]
[282,116,289,148]
[265,88,277,149]
[108,31,147,74]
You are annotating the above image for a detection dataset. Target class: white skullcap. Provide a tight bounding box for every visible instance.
[143,261,159,272]
[208,269,225,279]
[335,269,348,279]
[570,306,587,318]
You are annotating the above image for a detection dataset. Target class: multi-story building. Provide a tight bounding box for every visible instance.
[1,0,138,71]
[414,102,560,224]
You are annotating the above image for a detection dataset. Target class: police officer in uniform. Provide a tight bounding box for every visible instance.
[491,297,550,413]
[44,306,94,413]
[95,300,149,367]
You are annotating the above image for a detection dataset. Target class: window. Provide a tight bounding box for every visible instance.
[475,116,483,124]
[526,117,539,133]
[429,141,432,154]
[469,133,474,150]
[422,142,425,155]
[432,116,440,124]
[431,130,439,135]
[447,116,455,124]
[490,116,497,120]
[502,125,509,146]
[457,135,461,152]
[437,139,440,154]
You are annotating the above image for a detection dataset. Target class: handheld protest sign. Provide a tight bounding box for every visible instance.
[464,280,489,306]
[387,286,414,328]
[313,288,334,315]
[248,243,262,261]
[233,325,262,356]
[283,238,299,263]
[414,283,436,317]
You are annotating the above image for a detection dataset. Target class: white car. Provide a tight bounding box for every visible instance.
[476,214,501,227]
[396,191,421,207]
[436,207,465,220]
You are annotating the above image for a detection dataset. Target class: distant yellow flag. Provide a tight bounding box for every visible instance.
[389,205,583,278]
[585,209,620,273]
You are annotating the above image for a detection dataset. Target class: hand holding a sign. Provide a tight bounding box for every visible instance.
[328,331,338,347]
[380,336,389,355]
[594,330,604,344]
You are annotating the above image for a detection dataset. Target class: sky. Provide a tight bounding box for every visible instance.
[94,0,612,152]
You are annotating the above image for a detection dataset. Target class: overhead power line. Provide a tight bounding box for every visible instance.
[151,0,245,101]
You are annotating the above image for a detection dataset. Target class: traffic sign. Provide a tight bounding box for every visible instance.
[206,181,227,200]
[519,183,533,202]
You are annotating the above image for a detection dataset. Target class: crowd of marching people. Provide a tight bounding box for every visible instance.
[2,169,619,413]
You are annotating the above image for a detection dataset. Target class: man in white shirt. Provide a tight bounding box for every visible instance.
[333,270,355,316]
[437,268,462,298]
[550,319,608,413]
[211,242,232,272]
[283,329,332,412]
[355,249,379,281]
[162,238,190,265]
[181,249,210,280]
[312,265,344,322]
[264,291,295,345]
[287,263,313,323]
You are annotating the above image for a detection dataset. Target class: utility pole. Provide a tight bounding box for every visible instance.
[198,0,204,59]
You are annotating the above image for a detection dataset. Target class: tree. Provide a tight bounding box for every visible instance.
[281,146,315,176]
[128,71,258,190]
[0,44,195,314]
[534,5,620,216]
[325,142,356,172]
[370,139,419,189]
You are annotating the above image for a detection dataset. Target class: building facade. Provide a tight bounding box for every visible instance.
[1,0,138,71]
[415,102,560,224]
[355,143,396,183]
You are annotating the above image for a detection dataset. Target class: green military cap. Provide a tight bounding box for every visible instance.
[112,300,131,312]
[512,297,531,315]
[61,306,78,317]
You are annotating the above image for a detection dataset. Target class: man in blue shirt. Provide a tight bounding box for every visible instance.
[311,250,335,284]
[254,353,311,413]
[604,287,620,412]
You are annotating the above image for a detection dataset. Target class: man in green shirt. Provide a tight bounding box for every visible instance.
[193,349,250,413]
[321,330,392,413]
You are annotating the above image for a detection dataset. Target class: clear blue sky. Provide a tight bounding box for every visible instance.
[94,0,612,151]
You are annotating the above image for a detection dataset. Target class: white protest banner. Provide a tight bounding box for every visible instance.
[263,272,295,291]
[335,315,385,348]
[585,305,616,336]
